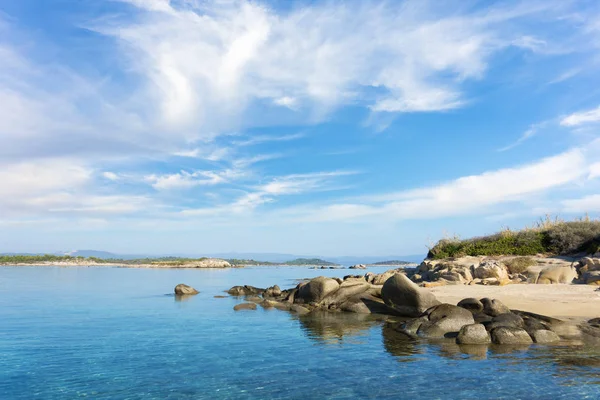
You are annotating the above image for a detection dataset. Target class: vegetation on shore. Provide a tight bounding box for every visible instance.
[427,216,600,260]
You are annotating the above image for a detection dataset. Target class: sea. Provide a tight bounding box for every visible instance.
[0,265,599,399]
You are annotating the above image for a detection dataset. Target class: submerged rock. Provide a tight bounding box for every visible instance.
[174,284,199,295]
[233,303,257,311]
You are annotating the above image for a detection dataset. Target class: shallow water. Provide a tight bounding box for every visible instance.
[0,266,599,399]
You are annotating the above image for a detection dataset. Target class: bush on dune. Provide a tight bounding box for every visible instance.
[427,216,600,259]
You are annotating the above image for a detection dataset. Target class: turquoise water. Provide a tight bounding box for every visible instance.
[1,266,599,399]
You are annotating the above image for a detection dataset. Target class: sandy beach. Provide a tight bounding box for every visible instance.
[430,284,600,322]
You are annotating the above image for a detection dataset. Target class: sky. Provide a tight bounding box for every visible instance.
[1,0,600,257]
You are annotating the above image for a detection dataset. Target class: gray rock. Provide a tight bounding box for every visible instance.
[457,298,484,313]
[491,327,533,345]
[417,304,475,339]
[263,285,282,298]
[289,304,311,314]
[481,298,511,317]
[531,330,560,343]
[174,284,199,295]
[381,273,441,317]
[457,324,492,345]
[296,277,340,304]
[227,285,264,296]
[233,303,257,311]
[486,313,525,331]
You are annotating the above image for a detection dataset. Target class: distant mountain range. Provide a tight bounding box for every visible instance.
[1,250,425,265]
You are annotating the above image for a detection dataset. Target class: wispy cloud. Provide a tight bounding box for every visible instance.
[560,105,600,126]
[232,133,305,146]
[498,121,549,151]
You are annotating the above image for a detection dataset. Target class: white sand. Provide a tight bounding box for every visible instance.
[428,284,600,322]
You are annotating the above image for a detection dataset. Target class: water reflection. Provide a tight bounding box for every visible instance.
[296,311,386,344]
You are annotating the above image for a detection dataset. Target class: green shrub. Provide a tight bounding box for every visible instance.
[542,221,600,254]
[504,256,536,274]
[427,217,599,259]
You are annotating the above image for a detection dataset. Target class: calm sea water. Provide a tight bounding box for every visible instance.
[1,266,599,399]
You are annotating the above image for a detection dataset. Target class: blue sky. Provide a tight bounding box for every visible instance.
[1,0,600,256]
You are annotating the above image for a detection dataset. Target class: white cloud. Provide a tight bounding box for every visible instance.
[562,194,600,213]
[560,105,600,126]
[273,96,298,110]
[102,172,120,181]
[274,147,595,223]
[145,169,243,190]
[233,132,304,146]
[0,160,151,217]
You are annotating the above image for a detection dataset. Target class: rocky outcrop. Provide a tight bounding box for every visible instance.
[411,304,475,339]
[174,283,199,295]
[349,264,366,269]
[227,285,265,296]
[381,273,441,317]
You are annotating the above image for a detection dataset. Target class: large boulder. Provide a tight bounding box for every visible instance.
[480,298,511,317]
[369,269,403,285]
[296,277,340,304]
[456,324,491,345]
[582,271,600,285]
[416,304,475,339]
[531,330,560,343]
[473,261,509,281]
[174,283,199,295]
[486,313,524,331]
[491,327,533,345]
[227,285,265,296]
[381,273,441,317]
[536,266,577,284]
[263,285,282,298]
[457,298,484,313]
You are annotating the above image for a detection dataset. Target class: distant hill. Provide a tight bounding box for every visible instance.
[284,258,338,266]
[1,250,426,265]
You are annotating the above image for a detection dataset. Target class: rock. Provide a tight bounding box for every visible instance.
[480,298,511,317]
[263,285,282,298]
[289,304,311,314]
[233,303,257,311]
[536,266,577,284]
[296,277,340,304]
[473,261,509,281]
[456,324,491,345]
[369,269,404,285]
[457,298,484,313]
[491,327,533,345]
[583,271,600,285]
[486,313,524,331]
[590,318,600,328]
[174,284,199,295]
[320,279,371,307]
[416,304,475,339]
[381,273,441,317]
[531,330,560,343]
[213,295,227,298]
[349,264,367,269]
[246,296,263,303]
[227,285,265,296]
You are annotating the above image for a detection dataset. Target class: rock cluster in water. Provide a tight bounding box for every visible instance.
[226,269,600,348]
